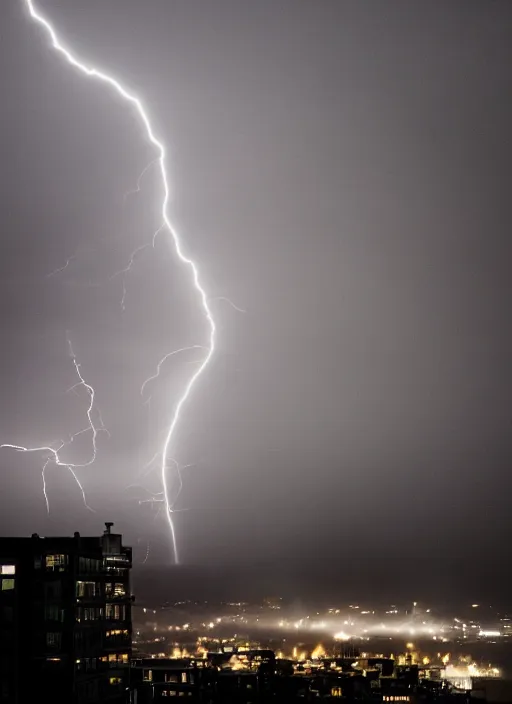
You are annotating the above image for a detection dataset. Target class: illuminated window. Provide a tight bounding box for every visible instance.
[76,606,102,622]
[0,565,15,575]
[105,629,128,639]
[109,677,121,685]
[114,583,125,597]
[76,581,97,598]
[45,555,67,572]
[106,604,125,620]
[143,669,152,682]
[165,674,178,683]
[1,579,15,591]
[181,672,187,684]
[119,653,129,663]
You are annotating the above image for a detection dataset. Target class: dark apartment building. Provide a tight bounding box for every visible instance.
[0,522,132,703]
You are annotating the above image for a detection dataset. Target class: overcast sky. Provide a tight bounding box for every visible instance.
[1,0,512,583]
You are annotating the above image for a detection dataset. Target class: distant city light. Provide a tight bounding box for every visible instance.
[479,630,501,637]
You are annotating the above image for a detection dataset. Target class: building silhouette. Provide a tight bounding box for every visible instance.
[0,522,132,703]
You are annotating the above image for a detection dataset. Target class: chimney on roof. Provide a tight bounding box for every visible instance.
[104,522,114,535]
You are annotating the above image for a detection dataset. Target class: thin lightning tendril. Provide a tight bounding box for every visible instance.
[110,242,151,311]
[214,296,246,314]
[140,346,207,398]
[1,337,101,514]
[123,158,158,204]
[23,0,216,563]
[46,254,75,278]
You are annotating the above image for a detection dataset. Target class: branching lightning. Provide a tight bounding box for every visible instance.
[214,296,247,314]
[140,346,208,398]
[1,337,103,514]
[110,242,151,311]
[21,0,217,564]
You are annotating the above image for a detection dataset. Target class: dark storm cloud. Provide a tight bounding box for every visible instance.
[1,0,512,586]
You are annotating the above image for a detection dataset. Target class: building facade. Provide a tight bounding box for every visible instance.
[0,522,132,703]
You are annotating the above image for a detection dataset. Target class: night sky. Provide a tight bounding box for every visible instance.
[1,0,512,589]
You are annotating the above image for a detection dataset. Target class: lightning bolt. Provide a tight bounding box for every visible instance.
[1,337,102,514]
[23,0,216,564]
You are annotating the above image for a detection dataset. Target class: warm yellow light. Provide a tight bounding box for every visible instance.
[311,644,326,660]
[334,631,349,641]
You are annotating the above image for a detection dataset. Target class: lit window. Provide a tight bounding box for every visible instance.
[0,565,15,575]
[45,555,67,572]
[76,581,96,598]
[109,677,121,685]
[106,604,125,620]
[120,653,129,663]
[181,672,187,684]
[143,669,152,682]
[1,579,15,591]
[165,674,178,683]
[114,583,125,597]
[106,629,128,638]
